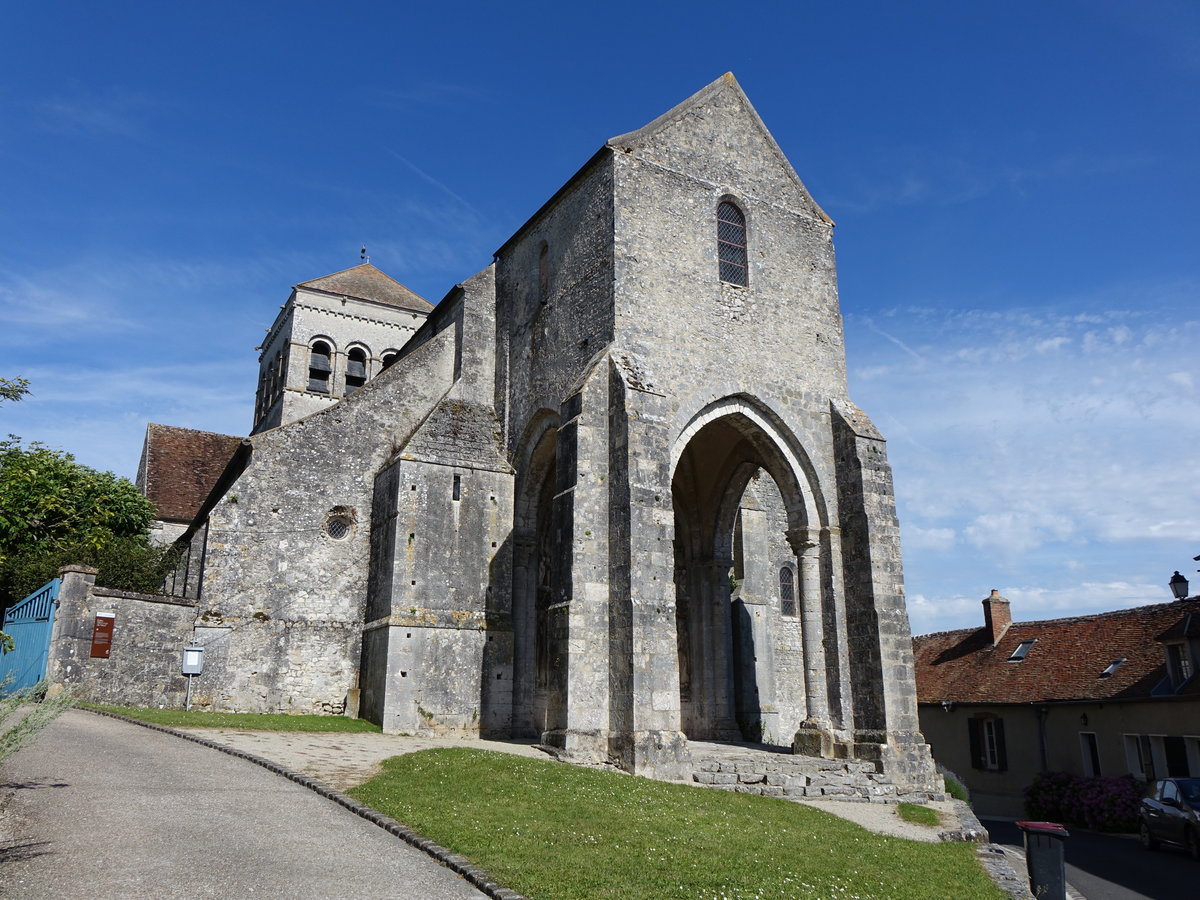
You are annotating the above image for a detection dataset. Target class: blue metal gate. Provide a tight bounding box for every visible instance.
[0,578,60,694]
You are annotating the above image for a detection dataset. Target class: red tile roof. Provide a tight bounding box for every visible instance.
[912,598,1200,704]
[296,264,432,313]
[137,424,243,523]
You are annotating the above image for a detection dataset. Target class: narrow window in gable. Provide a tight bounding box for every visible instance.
[308,341,332,393]
[717,200,748,287]
[346,347,367,394]
[538,241,551,303]
[779,566,796,617]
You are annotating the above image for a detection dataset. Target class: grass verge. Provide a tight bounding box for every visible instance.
[943,773,970,802]
[897,801,941,827]
[349,749,1005,900]
[81,703,381,732]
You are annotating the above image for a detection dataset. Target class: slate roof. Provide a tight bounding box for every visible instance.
[138,424,243,522]
[912,598,1200,705]
[296,264,432,313]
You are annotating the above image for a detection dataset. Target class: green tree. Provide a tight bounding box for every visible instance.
[0,377,30,403]
[0,437,174,608]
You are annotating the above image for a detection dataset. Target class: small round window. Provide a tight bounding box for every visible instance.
[325,507,355,540]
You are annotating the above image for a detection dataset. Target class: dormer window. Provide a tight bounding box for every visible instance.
[345,347,367,394]
[1008,639,1036,661]
[308,341,332,393]
[717,200,748,287]
[1167,642,1193,686]
[1100,658,1126,678]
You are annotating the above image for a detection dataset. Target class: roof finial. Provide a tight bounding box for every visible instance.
[360,245,369,264]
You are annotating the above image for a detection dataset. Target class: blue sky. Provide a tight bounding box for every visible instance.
[2,1,1197,634]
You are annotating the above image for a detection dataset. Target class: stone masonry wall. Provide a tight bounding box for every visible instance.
[193,308,460,713]
[46,566,197,708]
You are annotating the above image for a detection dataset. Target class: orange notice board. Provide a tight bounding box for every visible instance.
[90,613,115,658]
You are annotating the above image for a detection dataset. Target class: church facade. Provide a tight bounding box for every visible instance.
[152,74,937,790]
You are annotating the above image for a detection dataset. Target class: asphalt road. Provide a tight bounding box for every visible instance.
[0,710,487,899]
[983,819,1198,900]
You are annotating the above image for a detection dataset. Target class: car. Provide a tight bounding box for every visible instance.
[1139,777,1200,859]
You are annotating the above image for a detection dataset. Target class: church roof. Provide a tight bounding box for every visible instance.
[138,424,244,523]
[296,264,432,312]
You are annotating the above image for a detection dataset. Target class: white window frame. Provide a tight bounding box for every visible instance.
[983,719,1000,770]
[1079,732,1100,777]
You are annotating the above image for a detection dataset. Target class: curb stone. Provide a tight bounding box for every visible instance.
[82,708,530,900]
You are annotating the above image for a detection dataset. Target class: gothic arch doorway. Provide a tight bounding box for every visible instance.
[511,419,566,739]
[671,400,830,745]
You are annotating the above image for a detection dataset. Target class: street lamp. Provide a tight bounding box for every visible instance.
[1169,571,1189,600]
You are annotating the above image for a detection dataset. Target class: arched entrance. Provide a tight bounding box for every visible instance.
[671,399,833,746]
[511,418,567,739]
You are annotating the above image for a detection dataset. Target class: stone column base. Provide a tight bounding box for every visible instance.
[792,722,839,759]
[853,729,943,796]
[611,729,692,781]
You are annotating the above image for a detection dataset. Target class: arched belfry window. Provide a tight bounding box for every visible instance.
[381,350,399,370]
[717,200,748,287]
[779,566,796,617]
[345,347,367,394]
[308,340,332,393]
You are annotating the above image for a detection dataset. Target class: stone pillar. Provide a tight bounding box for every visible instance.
[43,564,99,692]
[704,556,741,740]
[510,532,538,737]
[786,527,835,757]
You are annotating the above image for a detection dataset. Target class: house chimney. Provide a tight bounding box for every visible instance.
[982,589,1011,645]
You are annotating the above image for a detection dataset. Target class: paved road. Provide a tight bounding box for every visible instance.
[984,819,1198,900]
[0,710,487,899]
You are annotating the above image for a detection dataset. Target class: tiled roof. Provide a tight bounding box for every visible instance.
[912,598,1200,704]
[138,424,243,522]
[296,264,432,313]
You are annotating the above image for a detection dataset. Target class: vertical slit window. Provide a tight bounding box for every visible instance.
[538,241,550,303]
[452,474,461,501]
[717,200,748,287]
[308,341,331,393]
[346,347,367,394]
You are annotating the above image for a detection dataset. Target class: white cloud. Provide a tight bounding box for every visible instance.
[904,526,957,552]
[847,289,1200,633]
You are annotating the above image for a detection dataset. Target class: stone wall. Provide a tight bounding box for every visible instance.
[46,565,198,707]
[192,300,460,714]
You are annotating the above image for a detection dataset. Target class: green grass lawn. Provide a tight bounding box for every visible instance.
[349,749,1005,900]
[897,801,941,827]
[82,704,381,732]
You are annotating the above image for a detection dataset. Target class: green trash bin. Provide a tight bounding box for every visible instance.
[1015,820,1069,899]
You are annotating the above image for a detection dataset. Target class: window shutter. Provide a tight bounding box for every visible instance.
[968,717,983,769]
[994,718,1008,772]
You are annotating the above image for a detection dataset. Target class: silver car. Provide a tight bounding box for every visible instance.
[1139,777,1200,859]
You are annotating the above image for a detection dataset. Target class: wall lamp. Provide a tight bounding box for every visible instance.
[940,701,955,712]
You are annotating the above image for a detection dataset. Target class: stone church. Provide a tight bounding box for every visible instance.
[139,74,938,791]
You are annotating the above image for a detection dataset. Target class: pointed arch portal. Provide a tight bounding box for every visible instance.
[671,398,836,744]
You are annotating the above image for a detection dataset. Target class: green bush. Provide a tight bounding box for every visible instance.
[2,537,179,604]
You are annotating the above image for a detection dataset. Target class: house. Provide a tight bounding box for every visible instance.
[53,74,941,794]
[913,590,1200,817]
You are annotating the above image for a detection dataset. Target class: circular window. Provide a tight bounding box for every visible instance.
[324,507,355,540]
